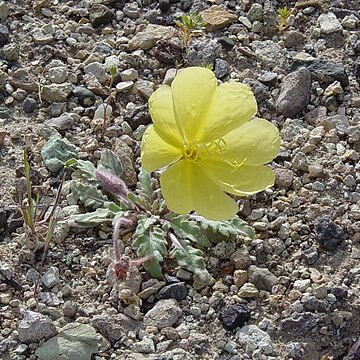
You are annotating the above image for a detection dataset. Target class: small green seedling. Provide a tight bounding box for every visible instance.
[277,6,293,32]
[176,13,207,46]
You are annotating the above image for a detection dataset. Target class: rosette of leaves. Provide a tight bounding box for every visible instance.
[65,151,254,279]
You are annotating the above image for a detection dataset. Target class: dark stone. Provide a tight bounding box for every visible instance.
[258,71,278,86]
[354,40,360,54]
[303,247,319,265]
[330,7,359,19]
[283,30,305,49]
[291,58,349,87]
[159,0,171,12]
[185,38,221,66]
[23,97,38,113]
[218,36,235,49]
[89,4,115,28]
[314,217,345,251]
[158,282,187,301]
[281,312,319,336]
[153,40,184,65]
[301,294,328,312]
[0,25,9,47]
[214,59,230,79]
[331,287,348,299]
[355,59,360,80]
[93,43,113,55]
[218,304,250,331]
[243,78,270,102]
[72,86,96,107]
[7,208,24,233]
[0,207,8,230]
[275,67,311,118]
[344,338,360,360]
[286,342,305,360]
[144,10,164,24]
[124,104,151,130]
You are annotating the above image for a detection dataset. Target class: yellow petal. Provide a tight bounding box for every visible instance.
[222,118,280,165]
[202,159,275,196]
[171,67,217,143]
[141,125,182,172]
[149,85,183,147]
[200,82,257,142]
[160,160,238,220]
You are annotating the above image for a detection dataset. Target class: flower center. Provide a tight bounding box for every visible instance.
[183,139,226,163]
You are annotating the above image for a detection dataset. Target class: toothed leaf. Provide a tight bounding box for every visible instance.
[97,149,123,177]
[70,181,107,208]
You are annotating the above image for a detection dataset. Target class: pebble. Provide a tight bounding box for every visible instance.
[276,68,311,118]
[143,299,182,329]
[49,66,68,84]
[18,311,57,343]
[238,283,259,299]
[41,266,60,288]
[293,279,311,292]
[248,265,278,292]
[133,79,155,99]
[314,217,345,250]
[158,282,187,301]
[0,1,9,21]
[318,12,343,34]
[281,312,319,335]
[84,62,109,84]
[89,4,115,28]
[247,4,263,22]
[200,5,237,32]
[236,325,273,354]
[0,24,9,47]
[47,113,75,131]
[218,304,250,331]
[41,83,74,103]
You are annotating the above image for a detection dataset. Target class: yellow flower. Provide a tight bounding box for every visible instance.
[141,67,280,220]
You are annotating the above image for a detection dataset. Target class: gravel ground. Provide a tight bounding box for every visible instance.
[0,0,360,359]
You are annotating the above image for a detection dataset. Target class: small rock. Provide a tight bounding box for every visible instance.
[192,269,215,290]
[41,136,77,173]
[274,168,294,189]
[286,342,305,360]
[344,338,360,360]
[49,66,68,84]
[0,2,9,21]
[41,266,60,288]
[84,62,109,84]
[128,24,178,50]
[248,265,278,292]
[123,3,140,19]
[238,283,259,299]
[47,113,75,131]
[219,304,250,331]
[131,337,155,354]
[33,32,53,45]
[113,138,137,186]
[143,299,182,329]
[0,43,20,62]
[233,269,248,288]
[159,0,170,12]
[92,314,139,342]
[10,68,38,92]
[116,81,134,92]
[133,79,155,99]
[0,24,9,47]
[185,38,221,67]
[230,247,252,270]
[252,40,287,68]
[283,30,305,49]
[214,59,230,79]
[158,282,187,301]
[200,5,237,32]
[281,312,319,336]
[318,12,342,34]
[236,325,273,354]
[72,86,95,107]
[62,301,78,318]
[276,68,311,118]
[35,323,98,360]
[293,279,310,292]
[41,83,74,103]
[18,311,57,344]
[89,4,115,27]
[120,69,139,81]
[247,3,263,22]
[342,14,358,29]
[314,217,345,250]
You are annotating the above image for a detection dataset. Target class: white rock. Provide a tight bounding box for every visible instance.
[116,81,134,92]
[318,12,342,34]
[293,279,311,292]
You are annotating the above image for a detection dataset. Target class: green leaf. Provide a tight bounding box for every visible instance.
[138,168,153,198]
[72,207,114,224]
[65,158,97,182]
[132,223,167,279]
[70,181,107,208]
[168,215,211,248]
[97,149,123,177]
[171,237,206,273]
[192,215,255,239]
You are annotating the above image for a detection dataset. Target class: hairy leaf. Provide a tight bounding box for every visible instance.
[170,236,206,273]
[168,215,211,248]
[137,168,153,199]
[65,158,97,182]
[132,223,167,278]
[72,206,115,224]
[70,181,107,208]
[191,215,254,239]
[97,149,123,177]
